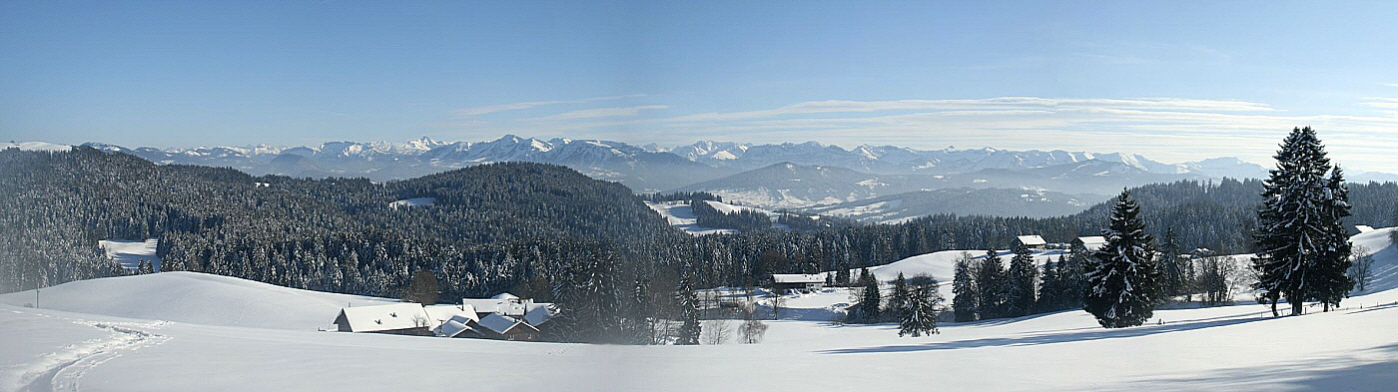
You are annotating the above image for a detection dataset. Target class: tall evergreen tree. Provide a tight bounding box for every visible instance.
[1159,227,1185,300]
[1309,165,1353,311]
[858,271,882,322]
[1038,259,1061,312]
[1252,127,1353,316]
[1005,244,1038,317]
[975,249,1006,319]
[899,275,942,337]
[951,252,979,322]
[1083,189,1160,328]
[887,272,911,320]
[674,263,701,345]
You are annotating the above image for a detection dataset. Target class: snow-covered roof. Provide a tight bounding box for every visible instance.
[435,317,473,338]
[1356,225,1375,233]
[1015,235,1047,246]
[1076,236,1107,250]
[424,304,479,328]
[524,303,554,326]
[335,303,430,333]
[491,292,520,300]
[773,273,826,284]
[477,313,538,335]
[463,297,530,317]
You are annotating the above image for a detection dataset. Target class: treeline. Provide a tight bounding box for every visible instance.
[641,191,722,203]
[3,147,1396,342]
[689,198,772,232]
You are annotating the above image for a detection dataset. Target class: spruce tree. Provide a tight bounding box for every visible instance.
[1038,259,1060,312]
[1309,165,1353,311]
[976,249,1005,319]
[859,272,882,322]
[1252,127,1353,316]
[1159,227,1184,300]
[899,275,942,337]
[674,264,701,345]
[951,252,979,322]
[887,273,911,320]
[1006,244,1038,317]
[1083,189,1160,328]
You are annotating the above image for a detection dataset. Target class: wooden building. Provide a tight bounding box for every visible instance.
[332,303,434,336]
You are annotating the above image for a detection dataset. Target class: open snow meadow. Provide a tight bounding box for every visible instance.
[3,228,1395,392]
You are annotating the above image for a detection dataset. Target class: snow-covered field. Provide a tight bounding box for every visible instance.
[2,228,1396,391]
[97,239,161,272]
[646,200,790,235]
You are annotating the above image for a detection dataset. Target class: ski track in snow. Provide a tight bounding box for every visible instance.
[6,314,170,392]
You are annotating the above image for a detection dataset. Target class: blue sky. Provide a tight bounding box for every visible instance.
[2,1,1396,172]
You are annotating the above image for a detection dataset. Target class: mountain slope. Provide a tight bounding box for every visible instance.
[806,188,1103,223]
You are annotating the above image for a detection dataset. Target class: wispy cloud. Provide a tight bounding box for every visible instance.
[452,94,645,117]
[435,95,1398,173]
[533,105,669,121]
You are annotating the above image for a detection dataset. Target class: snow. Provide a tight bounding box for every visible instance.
[1,228,1395,391]
[644,201,737,236]
[98,239,161,271]
[1,141,72,152]
[335,303,431,333]
[389,197,435,209]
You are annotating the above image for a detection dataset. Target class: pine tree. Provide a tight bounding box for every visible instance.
[1309,165,1353,311]
[1159,227,1184,300]
[1038,259,1060,312]
[951,252,979,322]
[674,263,701,345]
[887,272,911,320]
[858,272,881,323]
[975,249,1005,319]
[1005,244,1038,317]
[1252,127,1353,316]
[899,275,942,337]
[1083,189,1160,328]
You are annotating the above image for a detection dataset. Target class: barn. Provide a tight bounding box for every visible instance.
[1014,235,1047,250]
[772,273,826,293]
[1073,236,1107,252]
[332,303,434,336]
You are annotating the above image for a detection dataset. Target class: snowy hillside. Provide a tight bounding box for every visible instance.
[1,229,1395,391]
[645,200,787,235]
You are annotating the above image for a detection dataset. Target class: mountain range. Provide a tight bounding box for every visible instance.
[47,135,1393,219]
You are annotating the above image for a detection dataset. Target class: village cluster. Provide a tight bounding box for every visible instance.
[332,293,555,341]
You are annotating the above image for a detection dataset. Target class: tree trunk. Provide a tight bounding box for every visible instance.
[1291,301,1303,316]
[1270,298,1278,318]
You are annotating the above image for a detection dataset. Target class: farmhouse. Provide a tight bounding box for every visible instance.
[437,293,555,340]
[772,273,826,293]
[1014,235,1047,250]
[332,303,434,336]
[473,313,542,341]
[1073,236,1107,252]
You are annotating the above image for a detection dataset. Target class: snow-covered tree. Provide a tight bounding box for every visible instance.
[674,263,701,345]
[886,272,911,319]
[1252,127,1353,316]
[1084,189,1160,328]
[951,252,979,322]
[1005,244,1038,317]
[899,275,942,337]
[857,272,882,322]
[976,249,1006,319]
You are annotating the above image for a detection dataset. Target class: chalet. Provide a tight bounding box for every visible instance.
[1014,235,1047,250]
[473,313,541,341]
[333,303,434,336]
[772,273,826,293]
[434,314,477,338]
[1073,236,1107,252]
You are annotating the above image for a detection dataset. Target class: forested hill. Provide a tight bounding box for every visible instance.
[0,147,687,299]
